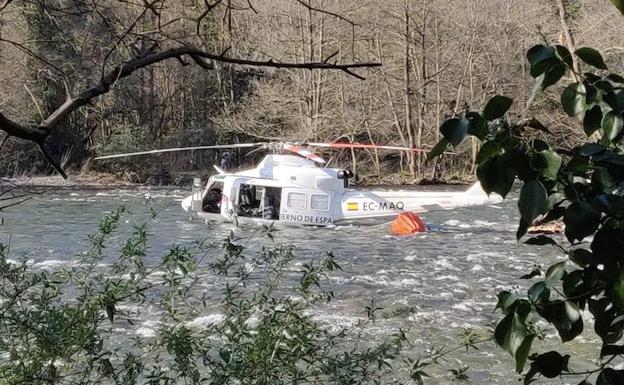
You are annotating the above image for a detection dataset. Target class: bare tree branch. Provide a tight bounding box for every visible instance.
[196,0,223,36]
[556,0,580,81]
[293,0,357,26]
[23,84,45,120]
[0,135,9,153]
[0,0,13,11]
[44,46,379,130]
[101,0,159,76]
[0,44,381,177]
[246,0,258,14]
[0,37,66,75]
[0,113,47,143]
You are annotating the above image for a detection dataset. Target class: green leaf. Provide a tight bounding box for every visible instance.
[494,302,535,372]
[531,351,570,378]
[597,368,624,385]
[595,80,614,95]
[601,344,624,358]
[440,118,469,147]
[556,45,574,68]
[515,335,535,373]
[569,248,594,267]
[586,83,601,104]
[607,73,624,83]
[495,291,520,315]
[513,152,539,182]
[518,180,549,224]
[583,106,603,136]
[592,228,624,264]
[466,112,489,140]
[609,0,624,14]
[545,261,567,288]
[542,60,567,90]
[477,154,516,198]
[579,143,605,157]
[609,274,624,312]
[527,46,563,88]
[527,45,556,68]
[564,202,601,243]
[601,111,624,145]
[483,96,513,120]
[541,300,583,342]
[528,281,549,304]
[575,47,608,70]
[537,150,562,180]
[426,138,449,162]
[219,349,231,363]
[586,72,602,83]
[561,82,587,117]
[476,142,500,164]
[604,90,624,113]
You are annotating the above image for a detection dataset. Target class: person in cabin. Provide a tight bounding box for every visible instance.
[203,188,222,213]
[263,194,278,220]
[220,152,233,171]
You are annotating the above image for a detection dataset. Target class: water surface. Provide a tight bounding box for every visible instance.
[0,186,593,384]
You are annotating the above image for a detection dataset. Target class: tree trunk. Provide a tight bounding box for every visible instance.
[403,0,415,177]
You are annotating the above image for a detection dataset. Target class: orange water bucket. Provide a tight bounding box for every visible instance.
[389,212,427,236]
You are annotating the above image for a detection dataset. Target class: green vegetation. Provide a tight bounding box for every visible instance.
[429,2,624,383]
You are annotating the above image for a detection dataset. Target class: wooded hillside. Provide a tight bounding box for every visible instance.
[0,0,622,182]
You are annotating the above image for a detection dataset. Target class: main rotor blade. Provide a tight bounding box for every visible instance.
[282,144,326,164]
[93,143,263,160]
[306,142,429,152]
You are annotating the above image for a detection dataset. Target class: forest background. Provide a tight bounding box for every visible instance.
[1,0,622,184]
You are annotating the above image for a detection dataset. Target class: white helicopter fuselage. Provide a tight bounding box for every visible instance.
[181,154,502,226]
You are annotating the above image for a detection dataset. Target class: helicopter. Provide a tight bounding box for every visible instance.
[95,141,502,227]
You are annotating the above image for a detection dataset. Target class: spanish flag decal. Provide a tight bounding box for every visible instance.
[347,202,359,211]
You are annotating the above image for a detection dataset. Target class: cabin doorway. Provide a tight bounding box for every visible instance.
[237,184,281,219]
[202,181,224,214]
[263,187,281,220]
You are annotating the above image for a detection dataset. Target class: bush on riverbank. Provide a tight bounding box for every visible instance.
[430,2,624,382]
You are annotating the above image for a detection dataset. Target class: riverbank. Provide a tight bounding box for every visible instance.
[4,172,138,189]
[4,169,476,189]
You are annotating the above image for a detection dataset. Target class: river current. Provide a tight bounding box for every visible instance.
[0,186,596,384]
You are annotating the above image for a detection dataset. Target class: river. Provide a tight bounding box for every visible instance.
[0,186,596,384]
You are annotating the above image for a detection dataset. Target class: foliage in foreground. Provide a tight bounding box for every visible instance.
[0,208,481,385]
[431,2,624,383]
